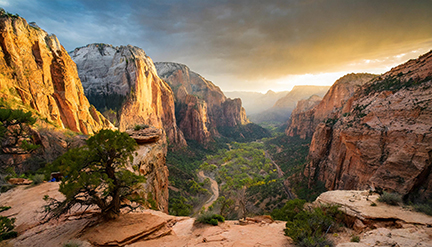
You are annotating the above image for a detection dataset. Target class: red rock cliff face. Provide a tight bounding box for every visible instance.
[70,44,186,146]
[286,73,376,139]
[0,16,112,134]
[306,51,432,198]
[155,62,249,143]
[286,95,322,139]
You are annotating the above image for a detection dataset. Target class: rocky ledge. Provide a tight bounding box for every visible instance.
[126,127,162,144]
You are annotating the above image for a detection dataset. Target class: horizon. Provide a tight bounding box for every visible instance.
[2,0,431,92]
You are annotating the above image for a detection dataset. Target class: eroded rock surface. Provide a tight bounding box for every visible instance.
[70,44,186,146]
[306,51,432,198]
[314,190,432,247]
[127,127,169,213]
[286,73,375,139]
[155,62,249,143]
[0,16,112,135]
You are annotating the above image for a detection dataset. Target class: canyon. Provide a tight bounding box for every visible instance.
[155,62,249,143]
[301,52,432,198]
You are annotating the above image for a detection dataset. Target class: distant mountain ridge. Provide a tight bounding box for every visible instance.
[224,90,289,116]
[249,85,330,123]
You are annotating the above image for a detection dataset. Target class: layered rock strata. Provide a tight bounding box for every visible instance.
[70,44,186,146]
[286,73,376,139]
[306,51,432,198]
[155,62,249,143]
[0,15,112,134]
[128,127,169,213]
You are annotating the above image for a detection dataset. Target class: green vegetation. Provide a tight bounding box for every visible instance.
[217,123,271,142]
[0,103,39,153]
[167,139,226,216]
[44,129,144,220]
[272,199,343,247]
[413,201,432,216]
[86,92,127,115]
[32,174,45,184]
[0,8,20,18]
[350,235,360,243]
[378,192,402,206]
[196,212,225,226]
[364,75,432,95]
[0,206,17,241]
[134,124,150,131]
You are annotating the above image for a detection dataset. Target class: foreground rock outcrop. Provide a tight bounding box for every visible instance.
[315,190,432,247]
[0,15,112,135]
[155,62,249,143]
[70,44,186,146]
[0,182,291,247]
[306,51,432,198]
[286,73,376,139]
[127,127,169,213]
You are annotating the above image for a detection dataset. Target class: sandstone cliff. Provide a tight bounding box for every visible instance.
[155,62,249,143]
[0,15,112,134]
[306,51,432,198]
[285,95,322,139]
[70,44,186,146]
[127,127,169,212]
[250,85,330,123]
[286,73,376,139]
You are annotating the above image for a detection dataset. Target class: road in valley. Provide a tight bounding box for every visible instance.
[197,171,219,209]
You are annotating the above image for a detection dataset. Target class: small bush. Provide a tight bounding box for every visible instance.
[196,212,225,226]
[378,192,402,206]
[134,124,149,131]
[32,174,45,184]
[278,201,343,247]
[414,201,432,216]
[350,235,360,242]
[370,202,377,206]
[0,215,17,241]
[0,206,11,212]
[63,239,84,247]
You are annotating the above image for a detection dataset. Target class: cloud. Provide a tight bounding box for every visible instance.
[4,0,432,91]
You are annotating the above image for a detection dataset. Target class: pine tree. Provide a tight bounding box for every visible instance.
[45,129,144,220]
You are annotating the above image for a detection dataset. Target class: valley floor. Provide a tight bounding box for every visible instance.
[2,183,432,246]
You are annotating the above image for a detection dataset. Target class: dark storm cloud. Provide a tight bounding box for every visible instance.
[4,0,432,90]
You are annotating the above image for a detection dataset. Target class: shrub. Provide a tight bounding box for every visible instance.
[370,202,377,206]
[196,212,225,226]
[275,201,343,247]
[134,124,149,131]
[413,201,432,216]
[350,235,360,242]
[0,215,17,241]
[378,192,402,206]
[32,174,45,184]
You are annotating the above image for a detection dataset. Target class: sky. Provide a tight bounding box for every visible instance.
[2,0,432,92]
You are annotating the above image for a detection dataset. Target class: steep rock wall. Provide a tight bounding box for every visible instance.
[70,44,186,146]
[306,51,432,198]
[286,73,375,139]
[0,16,112,134]
[155,62,249,143]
